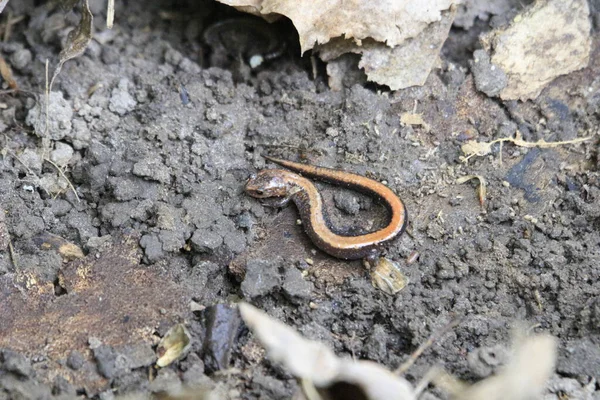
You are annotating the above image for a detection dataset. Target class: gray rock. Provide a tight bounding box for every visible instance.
[25,91,73,140]
[18,149,42,174]
[334,191,361,215]
[10,49,32,71]
[282,268,313,300]
[67,350,85,370]
[132,157,171,183]
[149,368,182,393]
[241,259,281,299]
[140,233,164,263]
[50,142,74,166]
[202,304,241,373]
[164,48,183,66]
[71,118,91,150]
[364,324,388,361]
[470,49,508,97]
[558,338,600,377]
[190,229,223,253]
[1,350,33,377]
[109,79,137,116]
[252,373,290,399]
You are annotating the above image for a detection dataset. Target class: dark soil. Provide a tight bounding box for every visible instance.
[0,0,599,399]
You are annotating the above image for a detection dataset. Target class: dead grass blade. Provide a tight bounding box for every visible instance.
[49,0,93,91]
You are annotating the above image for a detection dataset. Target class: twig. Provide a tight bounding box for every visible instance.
[395,316,463,375]
[45,158,81,203]
[42,59,51,158]
[8,240,18,271]
[107,0,115,28]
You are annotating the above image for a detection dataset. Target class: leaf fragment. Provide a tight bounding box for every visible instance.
[456,175,487,208]
[49,0,93,91]
[0,55,18,89]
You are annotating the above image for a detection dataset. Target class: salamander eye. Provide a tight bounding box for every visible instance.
[255,189,264,195]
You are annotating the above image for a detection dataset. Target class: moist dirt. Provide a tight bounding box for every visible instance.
[0,0,599,399]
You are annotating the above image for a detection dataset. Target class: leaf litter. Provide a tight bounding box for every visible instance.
[238,302,558,400]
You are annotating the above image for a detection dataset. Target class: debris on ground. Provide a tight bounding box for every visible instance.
[239,302,416,400]
[0,233,189,394]
[215,0,459,89]
[201,304,242,373]
[479,0,592,100]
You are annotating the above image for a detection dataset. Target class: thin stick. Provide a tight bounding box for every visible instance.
[45,158,81,203]
[107,0,115,29]
[395,317,463,375]
[8,240,18,271]
[43,59,51,158]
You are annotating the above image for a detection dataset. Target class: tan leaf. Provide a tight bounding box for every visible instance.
[0,55,18,90]
[482,0,591,100]
[216,0,457,53]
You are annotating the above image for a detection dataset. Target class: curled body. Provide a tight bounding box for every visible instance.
[245,156,408,263]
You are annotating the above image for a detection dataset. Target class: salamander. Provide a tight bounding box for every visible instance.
[245,156,407,267]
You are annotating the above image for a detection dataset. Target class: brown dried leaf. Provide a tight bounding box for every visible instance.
[32,232,85,261]
[50,0,93,90]
[0,55,18,89]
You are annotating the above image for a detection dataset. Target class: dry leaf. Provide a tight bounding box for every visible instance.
[32,232,85,261]
[0,55,18,90]
[436,332,557,400]
[239,302,415,400]
[214,0,459,89]
[215,0,456,53]
[456,175,487,208]
[156,324,192,367]
[50,0,93,90]
[370,257,408,295]
[400,113,431,132]
[482,0,591,100]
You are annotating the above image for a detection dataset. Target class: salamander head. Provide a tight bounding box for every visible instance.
[245,169,294,199]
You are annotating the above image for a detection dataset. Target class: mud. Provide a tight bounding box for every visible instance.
[0,0,599,399]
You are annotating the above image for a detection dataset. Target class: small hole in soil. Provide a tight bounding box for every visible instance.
[53,277,67,296]
[325,381,368,400]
